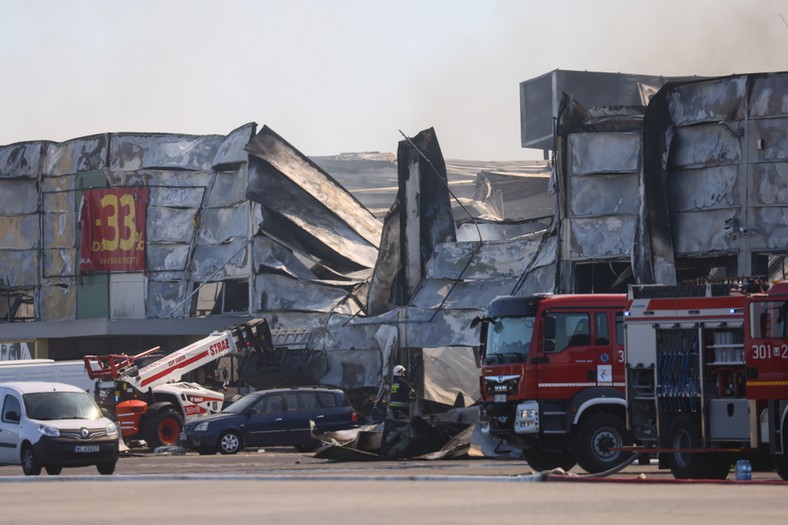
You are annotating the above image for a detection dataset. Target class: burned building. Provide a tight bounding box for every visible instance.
[0,120,547,409]
[1,69,787,415]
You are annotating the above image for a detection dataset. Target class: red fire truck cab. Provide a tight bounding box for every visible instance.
[476,293,631,473]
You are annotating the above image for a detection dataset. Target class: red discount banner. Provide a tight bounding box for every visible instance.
[79,188,148,273]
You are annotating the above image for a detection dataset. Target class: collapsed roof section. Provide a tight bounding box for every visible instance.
[245,126,382,277]
[470,163,553,223]
[243,127,557,404]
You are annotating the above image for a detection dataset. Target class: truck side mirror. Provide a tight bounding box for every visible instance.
[470,316,491,329]
[5,410,20,423]
[543,315,556,339]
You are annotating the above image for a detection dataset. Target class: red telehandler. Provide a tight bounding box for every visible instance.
[83,318,272,448]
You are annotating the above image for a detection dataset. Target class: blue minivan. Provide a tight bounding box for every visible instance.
[180,386,358,454]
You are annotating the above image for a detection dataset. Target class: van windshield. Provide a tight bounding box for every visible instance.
[23,392,101,421]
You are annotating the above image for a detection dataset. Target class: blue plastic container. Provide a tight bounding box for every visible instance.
[734,459,752,481]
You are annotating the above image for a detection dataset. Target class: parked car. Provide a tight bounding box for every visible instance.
[180,386,358,454]
[0,381,119,475]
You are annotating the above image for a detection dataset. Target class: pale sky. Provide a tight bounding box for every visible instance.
[1,0,787,160]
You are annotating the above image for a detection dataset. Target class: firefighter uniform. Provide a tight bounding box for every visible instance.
[389,375,414,418]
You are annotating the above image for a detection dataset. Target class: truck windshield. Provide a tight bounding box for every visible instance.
[749,300,788,338]
[484,315,534,363]
[23,392,102,421]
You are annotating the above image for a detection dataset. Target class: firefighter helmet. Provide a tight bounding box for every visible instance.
[393,365,406,377]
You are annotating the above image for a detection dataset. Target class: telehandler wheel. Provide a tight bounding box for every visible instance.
[144,408,184,449]
[666,415,707,479]
[575,413,633,474]
[522,449,576,472]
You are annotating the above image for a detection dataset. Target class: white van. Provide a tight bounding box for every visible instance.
[0,360,95,395]
[0,381,119,475]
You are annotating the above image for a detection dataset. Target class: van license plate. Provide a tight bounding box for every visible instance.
[74,445,99,453]
[494,394,507,403]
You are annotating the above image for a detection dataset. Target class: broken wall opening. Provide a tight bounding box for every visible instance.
[573,261,632,293]
[0,289,35,322]
[674,255,738,283]
[194,279,250,316]
[753,254,788,281]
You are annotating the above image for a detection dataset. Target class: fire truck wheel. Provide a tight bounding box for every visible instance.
[775,427,788,481]
[218,430,243,455]
[144,408,184,449]
[666,415,707,479]
[522,449,576,472]
[701,453,731,480]
[775,455,788,481]
[575,413,631,474]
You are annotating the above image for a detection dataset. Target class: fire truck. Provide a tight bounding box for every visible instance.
[475,293,631,473]
[83,318,272,449]
[625,280,788,479]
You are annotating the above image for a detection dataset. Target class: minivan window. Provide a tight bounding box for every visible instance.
[2,394,21,423]
[286,392,319,411]
[23,392,101,421]
[251,394,284,413]
[317,392,337,408]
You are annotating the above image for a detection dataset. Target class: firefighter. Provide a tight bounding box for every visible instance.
[389,364,415,418]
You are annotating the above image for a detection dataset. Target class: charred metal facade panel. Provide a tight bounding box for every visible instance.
[556,98,645,292]
[0,125,263,324]
[654,73,788,279]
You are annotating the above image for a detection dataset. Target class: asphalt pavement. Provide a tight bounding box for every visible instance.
[1,449,787,525]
